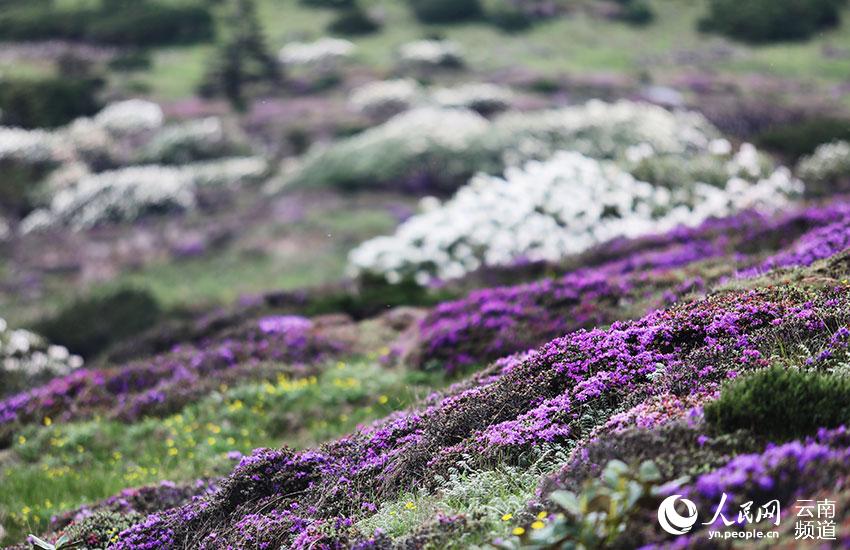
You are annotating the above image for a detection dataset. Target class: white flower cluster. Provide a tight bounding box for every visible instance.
[21,157,268,232]
[398,39,464,69]
[348,152,802,284]
[489,99,721,167]
[431,83,513,113]
[797,141,850,192]
[291,100,725,193]
[0,126,58,165]
[349,79,424,119]
[279,38,355,68]
[140,117,245,165]
[0,317,83,387]
[349,80,514,119]
[93,99,165,135]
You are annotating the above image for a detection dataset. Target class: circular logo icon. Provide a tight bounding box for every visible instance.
[658,495,699,536]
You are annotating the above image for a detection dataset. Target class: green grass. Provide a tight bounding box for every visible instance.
[355,446,571,548]
[124,0,850,101]
[0,358,445,546]
[0,197,404,326]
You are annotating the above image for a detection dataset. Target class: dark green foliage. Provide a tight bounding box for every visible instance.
[199,0,281,110]
[0,160,55,218]
[300,0,355,7]
[699,0,847,43]
[108,51,153,72]
[481,0,533,31]
[0,1,213,46]
[705,367,850,442]
[34,288,162,359]
[327,6,382,35]
[408,0,481,23]
[0,76,102,129]
[618,0,654,25]
[757,117,850,160]
[63,511,144,549]
[301,276,456,319]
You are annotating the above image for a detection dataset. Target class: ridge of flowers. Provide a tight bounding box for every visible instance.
[108,266,850,548]
[0,315,345,437]
[415,200,850,372]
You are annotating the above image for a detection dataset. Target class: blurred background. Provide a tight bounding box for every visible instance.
[2,0,849,333]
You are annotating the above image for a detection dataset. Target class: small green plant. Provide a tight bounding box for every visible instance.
[408,0,481,23]
[699,0,847,43]
[757,117,850,161]
[496,460,670,549]
[327,5,382,35]
[704,366,850,441]
[28,534,80,550]
[33,287,162,358]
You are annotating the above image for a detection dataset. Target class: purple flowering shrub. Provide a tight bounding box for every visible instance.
[0,315,347,444]
[103,249,850,548]
[415,202,850,372]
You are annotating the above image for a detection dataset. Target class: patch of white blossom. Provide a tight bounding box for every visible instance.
[0,126,59,166]
[21,157,267,232]
[797,141,850,192]
[398,39,464,69]
[290,100,725,192]
[431,83,513,113]
[288,107,492,192]
[349,79,424,119]
[0,317,83,386]
[279,38,355,68]
[93,99,165,135]
[348,151,803,284]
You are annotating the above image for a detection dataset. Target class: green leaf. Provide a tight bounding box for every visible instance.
[550,490,581,515]
[638,460,661,483]
[28,535,55,550]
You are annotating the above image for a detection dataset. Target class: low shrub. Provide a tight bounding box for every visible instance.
[757,117,850,161]
[704,366,850,441]
[327,6,382,35]
[33,288,162,359]
[699,0,847,43]
[0,1,213,46]
[408,0,481,23]
[481,0,534,31]
[300,0,355,7]
[617,0,654,25]
[0,76,102,129]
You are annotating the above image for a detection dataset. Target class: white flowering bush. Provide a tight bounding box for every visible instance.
[348,151,803,283]
[0,126,62,214]
[349,80,514,119]
[486,99,721,168]
[349,79,424,119]
[92,99,164,136]
[431,83,513,113]
[398,39,464,69]
[0,317,83,397]
[139,117,248,165]
[0,127,58,166]
[21,157,268,232]
[288,107,493,192]
[630,141,774,190]
[288,100,726,193]
[279,38,355,69]
[797,141,850,196]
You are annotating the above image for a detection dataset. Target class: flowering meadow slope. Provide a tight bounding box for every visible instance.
[17,214,840,548]
[6,195,850,548]
[414,200,850,372]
